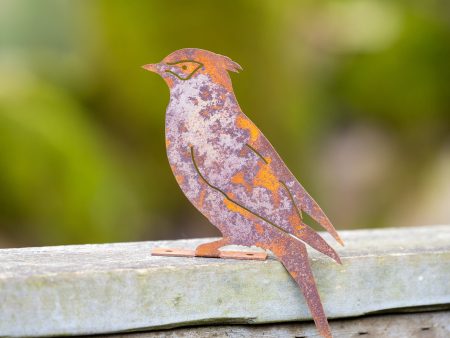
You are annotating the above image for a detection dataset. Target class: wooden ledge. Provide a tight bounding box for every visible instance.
[0,225,449,337]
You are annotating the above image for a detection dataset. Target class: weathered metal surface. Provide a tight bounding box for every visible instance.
[143,48,343,338]
[101,310,450,338]
[151,247,268,260]
[1,225,449,337]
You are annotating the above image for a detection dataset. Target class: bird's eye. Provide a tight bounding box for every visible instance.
[165,60,204,81]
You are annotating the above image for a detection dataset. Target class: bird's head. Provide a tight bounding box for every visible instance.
[142,48,242,92]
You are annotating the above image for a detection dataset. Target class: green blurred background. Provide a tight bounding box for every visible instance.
[1,0,449,248]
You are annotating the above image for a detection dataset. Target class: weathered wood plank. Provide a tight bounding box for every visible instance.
[0,225,449,337]
[101,310,450,338]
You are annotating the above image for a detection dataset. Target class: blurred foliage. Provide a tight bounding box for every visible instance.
[0,0,449,247]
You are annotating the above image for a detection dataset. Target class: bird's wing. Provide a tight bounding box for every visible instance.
[233,113,344,247]
[256,136,344,245]
[192,112,342,261]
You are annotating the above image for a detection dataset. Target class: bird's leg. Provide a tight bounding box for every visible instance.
[195,237,230,258]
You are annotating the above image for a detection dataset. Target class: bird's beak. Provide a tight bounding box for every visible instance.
[142,63,161,74]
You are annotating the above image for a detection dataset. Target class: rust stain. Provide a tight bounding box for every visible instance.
[236,115,260,144]
[289,212,302,230]
[270,240,288,258]
[231,171,252,193]
[194,50,234,92]
[290,271,299,278]
[254,223,264,235]
[223,197,251,219]
[175,174,185,185]
[253,164,280,207]
[166,76,174,88]
[198,188,206,208]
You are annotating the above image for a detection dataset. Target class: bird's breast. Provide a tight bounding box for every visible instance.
[165,78,245,166]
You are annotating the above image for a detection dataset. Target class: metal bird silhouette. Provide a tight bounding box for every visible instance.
[143,48,343,338]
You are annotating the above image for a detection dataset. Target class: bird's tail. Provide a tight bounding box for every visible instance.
[269,235,333,338]
[294,224,342,265]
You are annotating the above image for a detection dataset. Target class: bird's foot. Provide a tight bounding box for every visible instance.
[195,238,229,258]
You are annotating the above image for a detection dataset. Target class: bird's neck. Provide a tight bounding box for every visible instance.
[166,74,238,125]
[165,74,241,152]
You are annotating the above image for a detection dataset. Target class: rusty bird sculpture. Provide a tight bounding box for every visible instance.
[143,48,343,338]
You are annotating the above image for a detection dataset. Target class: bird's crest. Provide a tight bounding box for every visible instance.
[163,48,243,74]
[220,55,243,73]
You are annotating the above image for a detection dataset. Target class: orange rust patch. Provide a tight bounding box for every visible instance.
[198,189,206,208]
[271,241,288,257]
[164,76,174,88]
[227,192,236,199]
[288,212,305,234]
[294,221,305,232]
[193,50,233,92]
[236,115,260,144]
[253,164,280,206]
[231,172,252,193]
[175,175,185,185]
[254,223,264,235]
[254,241,264,248]
[288,213,300,227]
[165,138,171,147]
[223,197,251,218]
